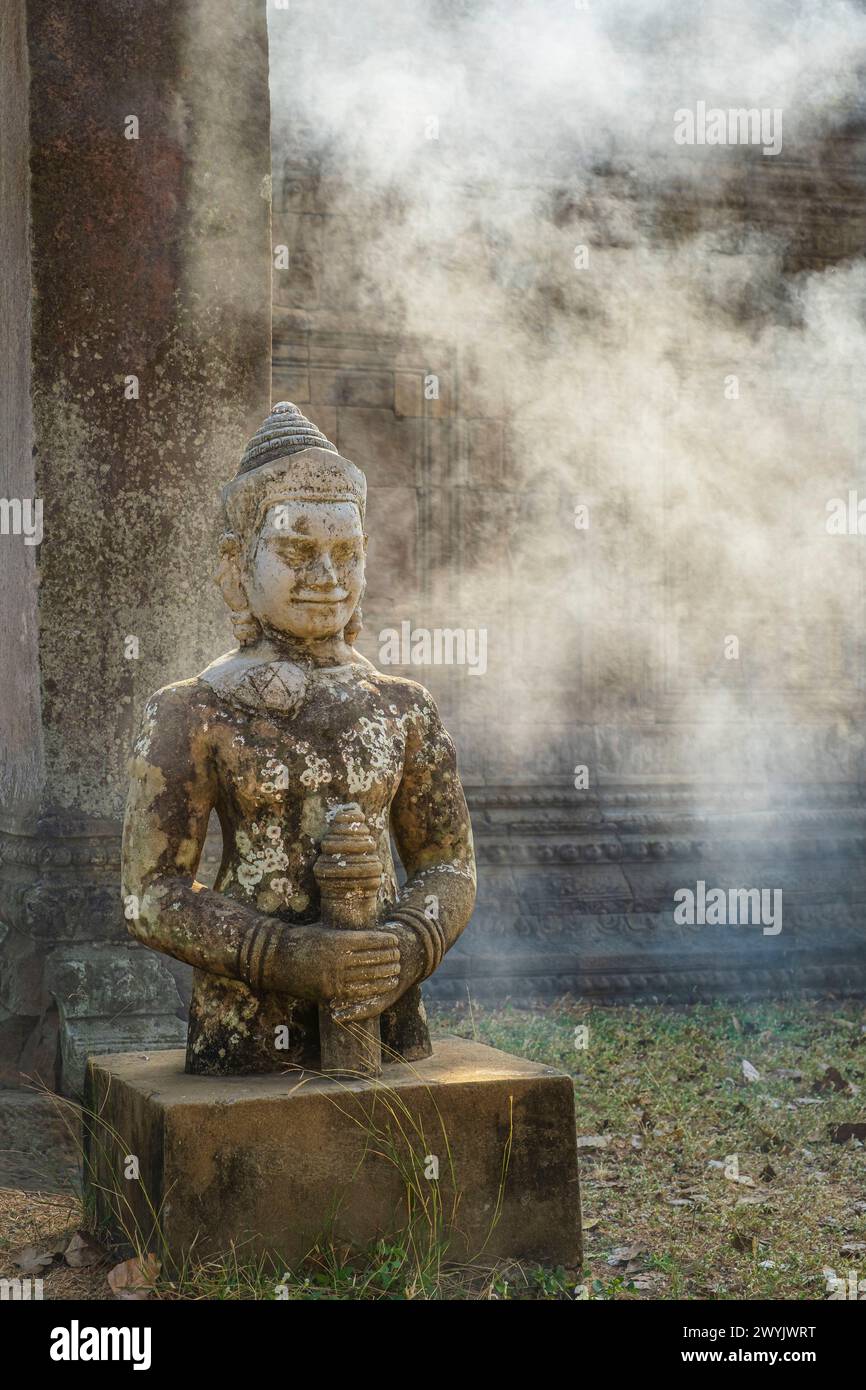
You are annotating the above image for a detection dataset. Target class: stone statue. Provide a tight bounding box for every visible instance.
[121,403,476,1077]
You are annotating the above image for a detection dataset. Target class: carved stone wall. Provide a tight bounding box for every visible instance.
[270,15,866,1000]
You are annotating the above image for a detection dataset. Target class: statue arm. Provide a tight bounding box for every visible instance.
[121,683,268,981]
[388,689,477,981]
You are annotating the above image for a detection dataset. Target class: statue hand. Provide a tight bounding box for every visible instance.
[262,921,401,1007]
[330,920,427,1023]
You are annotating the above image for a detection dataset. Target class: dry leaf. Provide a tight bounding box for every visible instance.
[830,1122,866,1143]
[607,1242,645,1266]
[11,1245,58,1274]
[107,1254,161,1300]
[64,1231,104,1268]
[814,1066,854,1095]
[576,1134,611,1151]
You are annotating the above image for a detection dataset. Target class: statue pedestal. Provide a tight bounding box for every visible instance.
[83,1038,581,1269]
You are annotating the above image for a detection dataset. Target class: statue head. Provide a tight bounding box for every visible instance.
[217,403,367,647]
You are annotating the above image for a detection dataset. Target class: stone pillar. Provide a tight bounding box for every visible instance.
[0,0,272,1131]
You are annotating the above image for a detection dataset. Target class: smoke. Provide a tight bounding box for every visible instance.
[268,0,866,792]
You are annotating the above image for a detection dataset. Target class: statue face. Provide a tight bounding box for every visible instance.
[245,500,365,641]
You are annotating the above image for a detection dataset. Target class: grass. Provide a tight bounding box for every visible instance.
[434,996,866,1300]
[2,997,864,1299]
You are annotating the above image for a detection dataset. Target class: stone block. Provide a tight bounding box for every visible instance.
[47,945,186,1093]
[0,931,47,1016]
[273,213,324,308]
[310,369,394,409]
[364,486,420,614]
[467,418,504,485]
[309,404,337,441]
[271,366,310,402]
[394,370,451,419]
[2,1001,60,1091]
[65,1016,187,1101]
[394,371,424,418]
[46,944,183,1022]
[0,1006,37,1086]
[336,408,423,487]
[0,1091,81,1193]
[84,1037,581,1269]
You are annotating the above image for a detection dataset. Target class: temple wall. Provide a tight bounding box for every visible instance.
[268,1,866,999]
[0,0,273,1115]
[0,2,43,810]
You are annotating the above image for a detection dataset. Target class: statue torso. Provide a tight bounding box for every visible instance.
[183,645,433,1073]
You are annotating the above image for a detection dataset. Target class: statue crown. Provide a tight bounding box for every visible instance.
[236,402,338,476]
[222,403,366,536]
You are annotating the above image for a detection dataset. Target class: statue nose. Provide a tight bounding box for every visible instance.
[310,553,338,585]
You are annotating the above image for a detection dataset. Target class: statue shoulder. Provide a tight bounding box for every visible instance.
[129,679,219,796]
[135,677,222,753]
[367,670,442,721]
[196,646,256,690]
[140,674,220,719]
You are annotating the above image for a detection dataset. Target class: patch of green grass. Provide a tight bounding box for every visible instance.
[152,1238,576,1301]
[432,997,866,1299]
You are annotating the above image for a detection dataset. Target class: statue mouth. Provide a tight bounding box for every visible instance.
[294,593,349,604]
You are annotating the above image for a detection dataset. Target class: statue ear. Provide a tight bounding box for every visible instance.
[345,605,363,644]
[215,533,261,646]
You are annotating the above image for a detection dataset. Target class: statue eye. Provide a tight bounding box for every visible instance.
[273,538,312,563]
